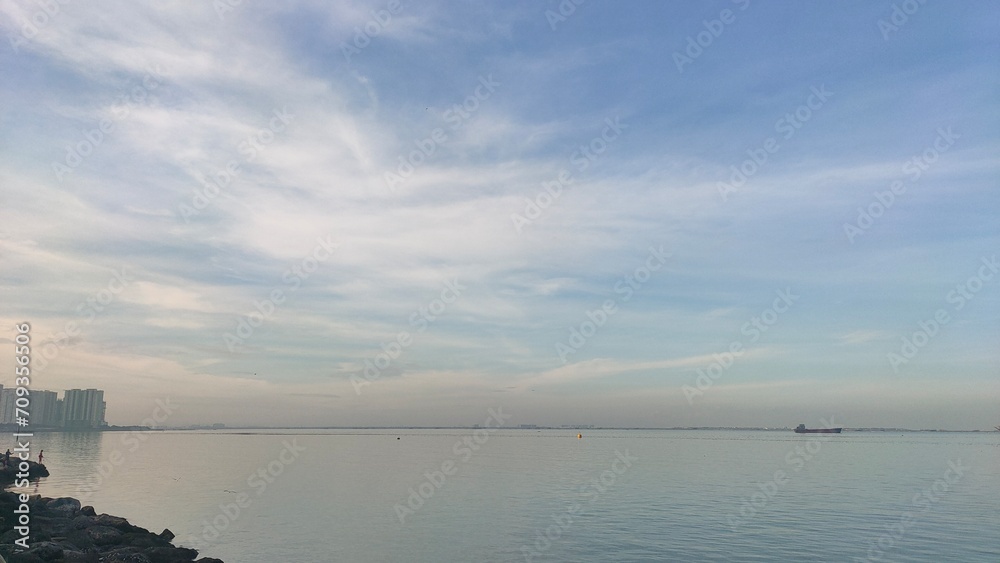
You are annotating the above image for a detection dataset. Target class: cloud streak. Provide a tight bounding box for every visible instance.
[1,0,997,428]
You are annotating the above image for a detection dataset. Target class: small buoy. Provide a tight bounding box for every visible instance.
[577,434,582,439]
[397,437,400,440]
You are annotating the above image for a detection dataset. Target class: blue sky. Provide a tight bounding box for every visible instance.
[1,1,997,428]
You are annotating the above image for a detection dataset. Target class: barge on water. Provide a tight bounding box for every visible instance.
[794,423,843,434]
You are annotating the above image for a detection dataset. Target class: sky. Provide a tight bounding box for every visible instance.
[0,1,997,429]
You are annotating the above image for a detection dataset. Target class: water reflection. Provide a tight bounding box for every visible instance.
[27,431,104,494]
[13,430,999,562]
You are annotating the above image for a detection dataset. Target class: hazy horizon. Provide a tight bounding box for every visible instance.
[1,1,997,430]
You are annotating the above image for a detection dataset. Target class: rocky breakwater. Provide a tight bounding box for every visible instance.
[0,460,49,487]
[0,462,224,563]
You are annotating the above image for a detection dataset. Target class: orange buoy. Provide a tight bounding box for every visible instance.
[577,433,582,439]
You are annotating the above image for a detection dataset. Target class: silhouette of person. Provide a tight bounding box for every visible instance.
[38,450,43,463]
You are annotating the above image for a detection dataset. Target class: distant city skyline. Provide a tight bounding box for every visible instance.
[0,2,997,429]
[0,386,106,428]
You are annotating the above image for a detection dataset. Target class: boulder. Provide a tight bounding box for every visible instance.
[22,541,63,560]
[118,533,169,550]
[59,551,93,563]
[32,516,71,538]
[93,515,131,531]
[63,529,96,551]
[0,488,224,561]
[98,549,152,563]
[144,546,198,562]
[72,515,96,530]
[86,526,123,547]
[7,551,45,563]
[46,498,81,517]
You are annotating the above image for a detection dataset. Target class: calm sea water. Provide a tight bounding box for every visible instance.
[19,429,1000,562]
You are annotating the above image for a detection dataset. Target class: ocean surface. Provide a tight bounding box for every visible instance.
[19,429,1000,562]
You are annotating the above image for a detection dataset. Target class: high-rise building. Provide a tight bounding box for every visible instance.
[62,388,106,428]
[0,387,14,424]
[0,386,107,428]
[32,390,60,427]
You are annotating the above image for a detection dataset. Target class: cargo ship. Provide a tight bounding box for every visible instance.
[794,423,842,434]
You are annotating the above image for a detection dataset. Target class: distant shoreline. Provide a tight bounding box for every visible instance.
[0,425,155,433]
[114,426,997,433]
[14,425,996,433]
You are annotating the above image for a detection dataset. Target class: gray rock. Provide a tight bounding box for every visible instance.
[97,550,151,563]
[86,525,123,546]
[7,551,46,563]
[145,546,198,561]
[45,498,81,517]
[93,515,131,531]
[72,515,95,530]
[63,529,96,551]
[23,541,63,560]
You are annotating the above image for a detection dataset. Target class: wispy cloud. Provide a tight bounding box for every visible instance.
[837,330,893,345]
[1,0,996,428]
